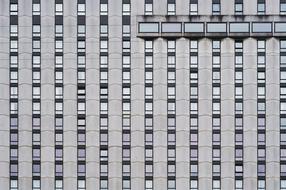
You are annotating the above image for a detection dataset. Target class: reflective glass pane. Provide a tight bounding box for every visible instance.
[275,23,286,32]
[252,23,272,33]
[184,23,204,33]
[162,23,182,33]
[207,23,227,33]
[139,23,159,33]
[229,23,249,33]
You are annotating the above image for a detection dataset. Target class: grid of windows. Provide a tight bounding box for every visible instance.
[145,0,153,15]
[100,0,108,189]
[190,0,198,15]
[167,40,176,190]
[257,0,265,14]
[257,40,266,190]
[234,40,243,190]
[212,40,221,190]
[122,0,131,189]
[167,0,176,15]
[281,40,286,190]
[5,1,286,190]
[55,0,63,189]
[9,0,18,189]
[190,40,198,190]
[212,0,221,15]
[32,0,41,189]
[77,0,86,189]
[235,0,243,14]
[144,40,153,190]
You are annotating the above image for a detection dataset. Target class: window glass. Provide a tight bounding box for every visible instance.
[281,3,286,13]
[258,3,265,13]
[229,23,249,33]
[33,4,40,12]
[162,23,181,33]
[212,4,220,14]
[252,23,272,33]
[184,23,204,33]
[139,23,159,33]
[207,23,227,33]
[275,23,286,32]
[145,4,153,13]
[190,4,198,14]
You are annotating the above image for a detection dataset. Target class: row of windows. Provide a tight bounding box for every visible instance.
[144,0,286,15]
[8,0,286,17]
[139,22,286,34]
[212,40,221,190]
[145,40,153,190]
[167,40,176,190]
[122,1,131,190]
[77,1,86,190]
[281,40,286,190]
[10,1,18,190]
[32,1,41,190]
[257,40,266,190]
[100,0,108,189]
[55,0,63,190]
[190,40,198,190]
[234,40,243,190]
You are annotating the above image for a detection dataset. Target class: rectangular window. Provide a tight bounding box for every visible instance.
[190,0,198,15]
[162,23,182,33]
[275,23,286,33]
[235,0,243,14]
[207,23,227,33]
[167,0,176,15]
[212,0,221,15]
[281,0,286,13]
[252,23,272,33]
[229,23,249,33]
[139,23,159,33]
[258,0,265,14]
[145,0,153,15]
[185,23,204,33]
[10,4,18,15]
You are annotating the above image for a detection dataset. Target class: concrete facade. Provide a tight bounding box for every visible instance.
[0,0,284,189]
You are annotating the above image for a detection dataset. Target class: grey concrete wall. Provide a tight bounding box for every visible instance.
[0,0,283,189]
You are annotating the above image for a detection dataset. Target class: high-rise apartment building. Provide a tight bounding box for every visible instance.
[1,0,286,189]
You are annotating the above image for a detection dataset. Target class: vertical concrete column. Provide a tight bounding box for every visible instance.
[131,38,145,190]
[108,1,122,189]
[154,0,167,15]
[133,0,144,16]
[266,38,280,190]
[244,0,257,15]
[86,0,100,189]
[222,0,234,15]
[63,0,77,189]
[244,38,257,190]
[18,0,33,189]
[176,0,189,15]
[221,38,235,189]
[198,38,212,190]
[41,0,55,189]
[176,38,190,188]
[0,0,10,188]
[153,38,168,190]
[267,0,280,15]
[131,0,145,188]
[198,0,212,15]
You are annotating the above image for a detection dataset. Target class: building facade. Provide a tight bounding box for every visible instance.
[0,0,286,189]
